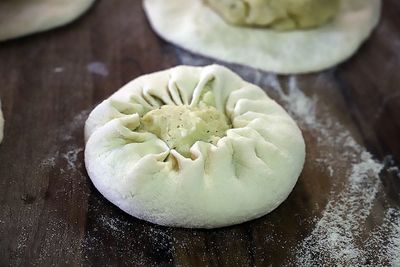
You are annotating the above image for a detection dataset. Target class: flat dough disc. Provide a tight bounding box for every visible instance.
[0,0,96,42]
[143,0,381,74]
[0,100,4,144]
[85,65,305,228]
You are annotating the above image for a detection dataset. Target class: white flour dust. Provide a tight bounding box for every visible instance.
[365,208,400,266]
[279,76,318,126]
[53,67,64,73]
[62,148,84,170]
[295,151,383,266]
[87,62,109,77]
[40,109,89,173]
[265,74,397,266]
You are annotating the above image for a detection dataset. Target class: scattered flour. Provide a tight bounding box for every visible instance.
[40,151,59,168]
[364,208,400,266]
[40,109,90,171]
[99,215,125,233]
[295,150,383,266]
[387,166,400,178]
[279,76,318,126]
[265,75,396,266]
[87,62,109,77]
[62,148,84,170]
[53,67,64,73]
[387,215,400,267]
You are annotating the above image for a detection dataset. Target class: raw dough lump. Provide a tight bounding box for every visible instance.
[0,0,95,41]
[85,65,305,228]
[143,0,381,74]
[205,0,340,30]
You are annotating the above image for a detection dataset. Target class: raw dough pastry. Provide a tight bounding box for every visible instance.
[0,100,3,144]
[205,0,340,30]
[0,0,96,42]
[143,0,381,74]
[85,65,305,228]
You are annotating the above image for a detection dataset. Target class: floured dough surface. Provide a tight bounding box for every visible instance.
[0,0,95,42]
[0,100,4,144]
[85,65,305,228]
[143,0,381,74]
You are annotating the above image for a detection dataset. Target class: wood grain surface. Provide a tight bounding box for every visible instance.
[0,0,399,266]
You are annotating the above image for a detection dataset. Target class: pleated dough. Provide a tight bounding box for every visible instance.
[0,0,95,42]
[85,65,305,228]
[143,0,381,74]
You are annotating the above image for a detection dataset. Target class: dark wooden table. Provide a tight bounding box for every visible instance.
[0,1,399,266]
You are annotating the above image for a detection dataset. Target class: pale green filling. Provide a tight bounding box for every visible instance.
[140,105,230,157]
[205,0,340,30]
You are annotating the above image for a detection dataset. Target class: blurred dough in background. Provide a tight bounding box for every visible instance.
[144,0,381,74]
[0,0,96,41]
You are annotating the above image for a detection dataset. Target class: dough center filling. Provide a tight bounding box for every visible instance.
[205,0,340,30]
[140,105,230,157]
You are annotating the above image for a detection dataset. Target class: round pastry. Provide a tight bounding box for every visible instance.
[84,65,305,228]
[143,0,381,74]
[0,0,95,42]
[205,0,340,30]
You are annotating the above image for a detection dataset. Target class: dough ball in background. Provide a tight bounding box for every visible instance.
[144,0,381,74]
[0,0,96,42]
